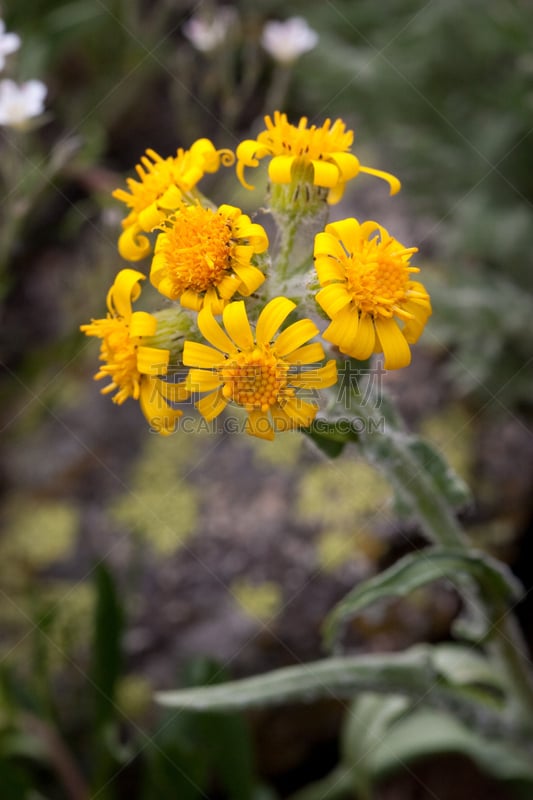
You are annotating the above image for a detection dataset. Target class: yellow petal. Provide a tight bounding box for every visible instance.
[358,165,401,195]
[118,226,151,261]
[138,201,168,233]
[283,342,325,365]
[282,398,318,427]
[158,378,189,402]
[310,159,339,189]
[236,140,264,167]
[270,405,294,434]
[322,307,358,351]
[180,289,204,311]
[202,288,225,316]
[232,263,265,295]
[196,388,227,421]
[268,155,295,184]
[139,378,182,436]
[183,341,224,368]
[186,368,222,392]
[274,319,318,357]
[325,218,359,250]
[316,284,351,317]
[222,301,254,350]
[346,313,375,360]
[290,360,337,389]
[233,220,269,252]
[402,300,431,344]
[217,274,240,300]
[108,269,145,318]
[198,306,236,353]
[327,182,346,205]
[256,297,296,345]
[245,409,274,441]
[375,317,411,369]
[137,345,169,376]
[129,310,157,338]
[328,152,360,182]
[314,231,350,262]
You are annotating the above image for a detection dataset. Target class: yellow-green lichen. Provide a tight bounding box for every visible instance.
[0,498,78,574]
[317,528,387,572]
[297,459,390,528]
[231,579,283,623]
[420,406,474,483]
[110,434,198,554]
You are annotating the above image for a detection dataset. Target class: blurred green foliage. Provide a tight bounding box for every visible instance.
[1,0,533,797]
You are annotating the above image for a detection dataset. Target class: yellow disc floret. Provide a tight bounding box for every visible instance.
[183,298,337,440]
[150,203,268,314]
[314,219,432,370]
[220,346,291,412]
[236,111,400,204]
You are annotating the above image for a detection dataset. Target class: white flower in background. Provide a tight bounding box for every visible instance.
[0,19,21,70]
[261,16,318,64]
[0,79,47,128]
[182,6,238,53]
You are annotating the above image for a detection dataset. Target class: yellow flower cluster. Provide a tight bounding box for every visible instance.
[81,111,431,439]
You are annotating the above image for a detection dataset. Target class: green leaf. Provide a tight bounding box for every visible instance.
[90,564,124,728]
[89,564,124,799]
[156,649,434,712]
[407,438,473,510]
[145,658,256,800]
[364,706,533,787]
[155,644,513,744]
[323,547,522,651]
[303,419,358,458]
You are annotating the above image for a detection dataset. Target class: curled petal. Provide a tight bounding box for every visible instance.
[108,269,145,318]
[129,310,157,338]
[310,158,339,188]
[232,263,265,296]
[328,152,360,182]
[118,226,152,261]
[358,165,401,196]
[268,155,296,184]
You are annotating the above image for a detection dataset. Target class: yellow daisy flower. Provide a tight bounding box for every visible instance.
[112,139,234,261]
[150,202,268,315]
[314,219,432,370]
[80,269,187,435]
[183,298,338,440]
[236,111,400,204]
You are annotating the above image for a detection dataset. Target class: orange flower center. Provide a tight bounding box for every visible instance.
[220,346,290,412]
[158,206,233,298]
[344,238,413,318]
[260,113,353,160]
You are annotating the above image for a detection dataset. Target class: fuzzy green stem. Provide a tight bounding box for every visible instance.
[351,398,533,724]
